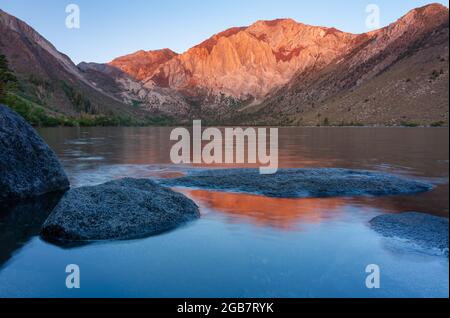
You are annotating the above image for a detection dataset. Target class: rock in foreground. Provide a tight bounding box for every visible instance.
[0,104,69,203]
[160,168,432,198]
[41,178,200,242]
[370,212,449,255]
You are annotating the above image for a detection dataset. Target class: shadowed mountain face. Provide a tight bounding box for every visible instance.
[0,9,186,120]
[0,4,448,125]
[0,9,139,117]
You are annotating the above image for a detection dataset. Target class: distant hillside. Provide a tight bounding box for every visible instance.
[0,9,175,126]
[0,3,448,126]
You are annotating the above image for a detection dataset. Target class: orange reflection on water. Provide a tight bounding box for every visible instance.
[181,189,346,230]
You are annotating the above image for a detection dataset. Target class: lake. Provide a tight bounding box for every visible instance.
[0,127,448,297]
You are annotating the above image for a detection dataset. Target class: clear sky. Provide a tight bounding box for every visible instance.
[0,0,448,64]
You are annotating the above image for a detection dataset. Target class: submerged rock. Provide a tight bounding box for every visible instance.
[0,192,64,266]
[160,168,432,198]
[370,212,449,255]
[41,178,200,242]
[0,104,70,203]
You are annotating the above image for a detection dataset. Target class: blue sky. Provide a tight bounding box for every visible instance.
[0,0,448,64]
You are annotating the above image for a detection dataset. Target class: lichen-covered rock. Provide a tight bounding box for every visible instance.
[41,178,200,242]
[370,212,449,255]
[0,104,70,203]
[160,168,432,198]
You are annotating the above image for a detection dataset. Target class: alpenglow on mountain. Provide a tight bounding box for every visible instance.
[0,3,448,125]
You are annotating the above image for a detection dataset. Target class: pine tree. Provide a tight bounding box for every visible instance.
[0,55,17,100]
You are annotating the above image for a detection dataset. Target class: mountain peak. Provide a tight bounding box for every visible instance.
[399,2,448,25]
[0,7,87,84]
[1,4,448,124]
[109,48,178,81]
[62,3,450,107]
[112,48,178,60]
[253,18,298,27]
[412,2,449,14]
[373,2,449,40]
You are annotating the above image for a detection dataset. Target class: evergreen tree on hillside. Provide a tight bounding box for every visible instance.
[0,55,17,101]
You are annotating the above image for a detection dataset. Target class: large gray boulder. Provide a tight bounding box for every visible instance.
[160,168,432,198]
[370,212,449,255]
[0,104,69,203]
[41,178,200,242]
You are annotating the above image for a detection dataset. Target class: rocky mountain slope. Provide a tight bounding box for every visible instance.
[148,21,358,100]
[241,3,449,126]
[1,3,448,126]
[0,9,136,118]
[109,48,178,81]
[78,62,190,116]
[0,9,183,123]
[105,3,448,125]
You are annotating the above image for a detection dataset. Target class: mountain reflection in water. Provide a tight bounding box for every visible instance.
[181,189,346,230]
[0,127,446,298]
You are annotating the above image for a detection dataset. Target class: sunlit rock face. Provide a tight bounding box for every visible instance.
[141,19,358,101]
[109,48,178,81]
[110,3,448,104]
[97,3,448,121]
[106,20,361,103]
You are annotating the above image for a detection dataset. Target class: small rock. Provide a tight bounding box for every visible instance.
[41,178,200,242]
[0,104,69,203]
[370,212,449,255]
[160,168,432,198]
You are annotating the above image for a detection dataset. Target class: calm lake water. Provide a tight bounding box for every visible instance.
[0,127,448,298]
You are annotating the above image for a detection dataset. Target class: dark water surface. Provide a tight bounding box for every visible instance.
[0,127,448,297]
